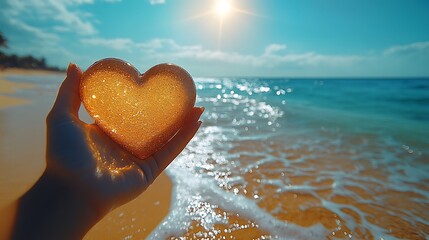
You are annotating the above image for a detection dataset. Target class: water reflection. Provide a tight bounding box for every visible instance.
[150,78,429,239]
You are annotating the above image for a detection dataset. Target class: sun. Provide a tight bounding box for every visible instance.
[216,0,232,17]
[185,0,256,46]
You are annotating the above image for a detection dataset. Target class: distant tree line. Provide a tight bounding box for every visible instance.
[0,31,65,72]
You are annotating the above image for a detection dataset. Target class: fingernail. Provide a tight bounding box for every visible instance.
[66,63,72,74]
[67,63,76,76]
[187,107,204,122]
[198,107,204,114]
[196,107,204,116]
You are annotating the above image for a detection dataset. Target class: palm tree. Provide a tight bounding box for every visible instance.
[0,32,8,48]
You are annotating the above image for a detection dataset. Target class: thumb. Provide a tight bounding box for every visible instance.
[48,63,82,122]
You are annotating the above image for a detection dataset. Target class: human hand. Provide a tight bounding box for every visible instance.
[7,63,202,240]
[46,63,203,215]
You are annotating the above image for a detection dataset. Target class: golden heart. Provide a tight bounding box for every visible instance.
[80,58,196,159]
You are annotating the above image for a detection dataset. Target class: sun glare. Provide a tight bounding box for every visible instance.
[186,0,256,46]
[216,0,232,17]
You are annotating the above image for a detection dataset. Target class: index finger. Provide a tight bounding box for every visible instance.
[154,107,204,170]
[136,107,204,182]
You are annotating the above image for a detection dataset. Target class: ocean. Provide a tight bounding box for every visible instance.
[4,75,429,239]
[153,78,429,239]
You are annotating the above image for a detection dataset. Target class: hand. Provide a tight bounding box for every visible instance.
[46,63,203,214]
[10,63,203,239]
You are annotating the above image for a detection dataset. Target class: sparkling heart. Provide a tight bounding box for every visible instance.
[80,58,196,159]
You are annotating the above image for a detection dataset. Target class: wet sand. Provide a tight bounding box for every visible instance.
[0,69,173,238]
[168,137,428,239]
[0,70,34,109]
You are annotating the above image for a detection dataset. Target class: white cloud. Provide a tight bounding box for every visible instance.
[136,39,179,51]
[80,37,363,68]
[3,0,96,37]
[262,52,363,67]
[264,44,287,55]
[77,37,429,76]
[49,0,96,35]
[384,41,429,55]
[52,25,72,32]
[7,18,59,42]
[81,38,134,51]
[149,0,166,5]
[68,0,95,4]
[146,39,362,67]
[1,0,123,69]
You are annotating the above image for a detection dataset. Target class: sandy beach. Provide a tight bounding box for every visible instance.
[1,70,428,239]
[0,69,173,239]
[0,69,36,109]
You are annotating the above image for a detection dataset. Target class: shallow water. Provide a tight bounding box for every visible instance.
[3,75,429,239]
[152,78,429,239]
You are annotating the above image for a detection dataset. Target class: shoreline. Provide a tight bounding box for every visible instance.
[0,68,65,109]
[0,69,36,109]
[0,67,65,75]
[0,68,173,238]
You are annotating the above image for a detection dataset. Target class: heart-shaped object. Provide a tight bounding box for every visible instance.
[80,58,196,159]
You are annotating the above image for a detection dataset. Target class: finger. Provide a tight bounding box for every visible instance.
[152,107,204,171]
[48,63,82,121]
[141,121,201,183]
[136,107,204,180]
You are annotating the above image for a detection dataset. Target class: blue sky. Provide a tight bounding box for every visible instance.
[1,0,428,77]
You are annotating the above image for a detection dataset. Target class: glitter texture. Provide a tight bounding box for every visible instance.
[80,58,196,159]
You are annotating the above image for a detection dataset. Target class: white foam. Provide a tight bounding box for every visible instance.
[147,78,429,239]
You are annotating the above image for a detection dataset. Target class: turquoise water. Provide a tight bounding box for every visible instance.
[155,78,429,239]
[5,75,429,238]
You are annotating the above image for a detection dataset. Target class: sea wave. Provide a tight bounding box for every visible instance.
[152,77,429,239]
